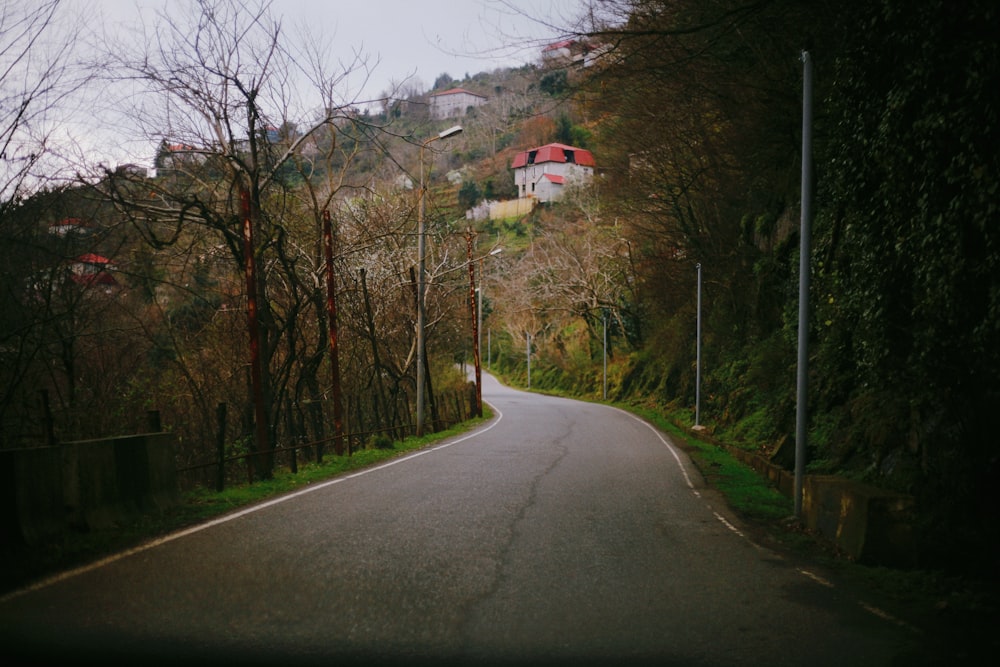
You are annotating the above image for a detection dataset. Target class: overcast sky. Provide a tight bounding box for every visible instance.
[14,0,581,174]
[93,0,580,98]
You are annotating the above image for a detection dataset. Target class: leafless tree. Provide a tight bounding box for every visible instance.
[496,215,634,359]
[1,0,97,207]
[0,1,105,446]
[94,0,377,477]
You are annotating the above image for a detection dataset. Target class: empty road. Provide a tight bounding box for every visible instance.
[0,373,916,665]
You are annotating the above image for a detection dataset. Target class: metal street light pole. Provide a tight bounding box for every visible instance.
[466,228,482,417]
[603,312,608,400]
[526,332,531,389]
[696,262,702,429]
[416,125,462,437]
[795,52,813,519]
[469,245,501,417]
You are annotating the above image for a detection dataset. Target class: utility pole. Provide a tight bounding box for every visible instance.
[795,50,814,519]
[602,312,608,400]
[323,209,344,456]
[467,228,482,417]
[695,263,702,429]
[241,187,268,480]
[526,332,531,389]
[416,125,463,436]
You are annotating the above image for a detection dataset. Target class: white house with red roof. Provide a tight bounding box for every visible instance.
[428,87,488,119]
[69,253,118,291]
[510,143,596,203]
[541,39,575,64]
[48,217,93,237]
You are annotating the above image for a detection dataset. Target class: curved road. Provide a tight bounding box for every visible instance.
[1,373,915,665]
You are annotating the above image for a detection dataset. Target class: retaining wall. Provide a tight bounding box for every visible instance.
[1,433,179,547]
[688,428,915,566]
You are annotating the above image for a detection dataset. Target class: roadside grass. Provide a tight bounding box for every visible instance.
[499,379,999,655]
[623,404,797,526]
[616,400,1000,653]
[1,412,492,596]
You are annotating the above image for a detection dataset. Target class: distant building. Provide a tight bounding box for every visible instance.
[542,38,613,69]
[510,143,596,203]
[428,88,487,119]
[154,142,206,174]
[69,253,118,292]
[48,217,93,237]
[115,164,148,178]
[541,39,575,65]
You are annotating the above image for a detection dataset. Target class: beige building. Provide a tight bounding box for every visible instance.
[428,88,487,119]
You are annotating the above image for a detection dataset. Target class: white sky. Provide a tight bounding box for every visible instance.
[93,0,579,98]
[32,0,579,170]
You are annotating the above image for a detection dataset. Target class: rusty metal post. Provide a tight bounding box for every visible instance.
[242,188,268,481]
[323,210,345,456]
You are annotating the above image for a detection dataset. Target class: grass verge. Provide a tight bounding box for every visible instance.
[620,400,999,662]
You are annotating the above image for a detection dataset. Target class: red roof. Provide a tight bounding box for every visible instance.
[50,217,88,228]
[76,253,112,265]
[541,173,566,184]
[429,87,486,98]
[511,143,596,169]
[543,39,575,52]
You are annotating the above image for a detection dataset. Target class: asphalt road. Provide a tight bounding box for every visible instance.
[0,373,917,666]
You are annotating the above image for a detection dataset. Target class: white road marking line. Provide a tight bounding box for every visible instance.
[1,406,506,603]
[613,408,697,490]
[797,568,834,588]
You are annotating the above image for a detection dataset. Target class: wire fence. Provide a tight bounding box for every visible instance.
[175,385,479,491]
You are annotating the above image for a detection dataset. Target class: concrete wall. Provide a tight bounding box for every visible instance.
[686,427,915,566]
[490,198,536,220]
[1,433,179,547]
[801,475,915,566]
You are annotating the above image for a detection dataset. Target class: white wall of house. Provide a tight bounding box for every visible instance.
[429,90,487,119]
[514,162,593,202]
[534,175,562,202]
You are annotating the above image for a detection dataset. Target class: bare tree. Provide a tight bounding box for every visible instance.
[0,0,87,208]
[495,215,634,364]
[0,1,103,447]
[95,0,375,478]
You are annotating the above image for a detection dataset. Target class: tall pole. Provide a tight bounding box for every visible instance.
[416,143,427,436]
[241,187,267,480]
[602,312,608,400]
[526,333,531,389]
[477,263,483,359]
[323,209,344,456]
[795,50,814,519]
[695,263,702,428]
[467,228,482,417]
[415,126,462,437]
